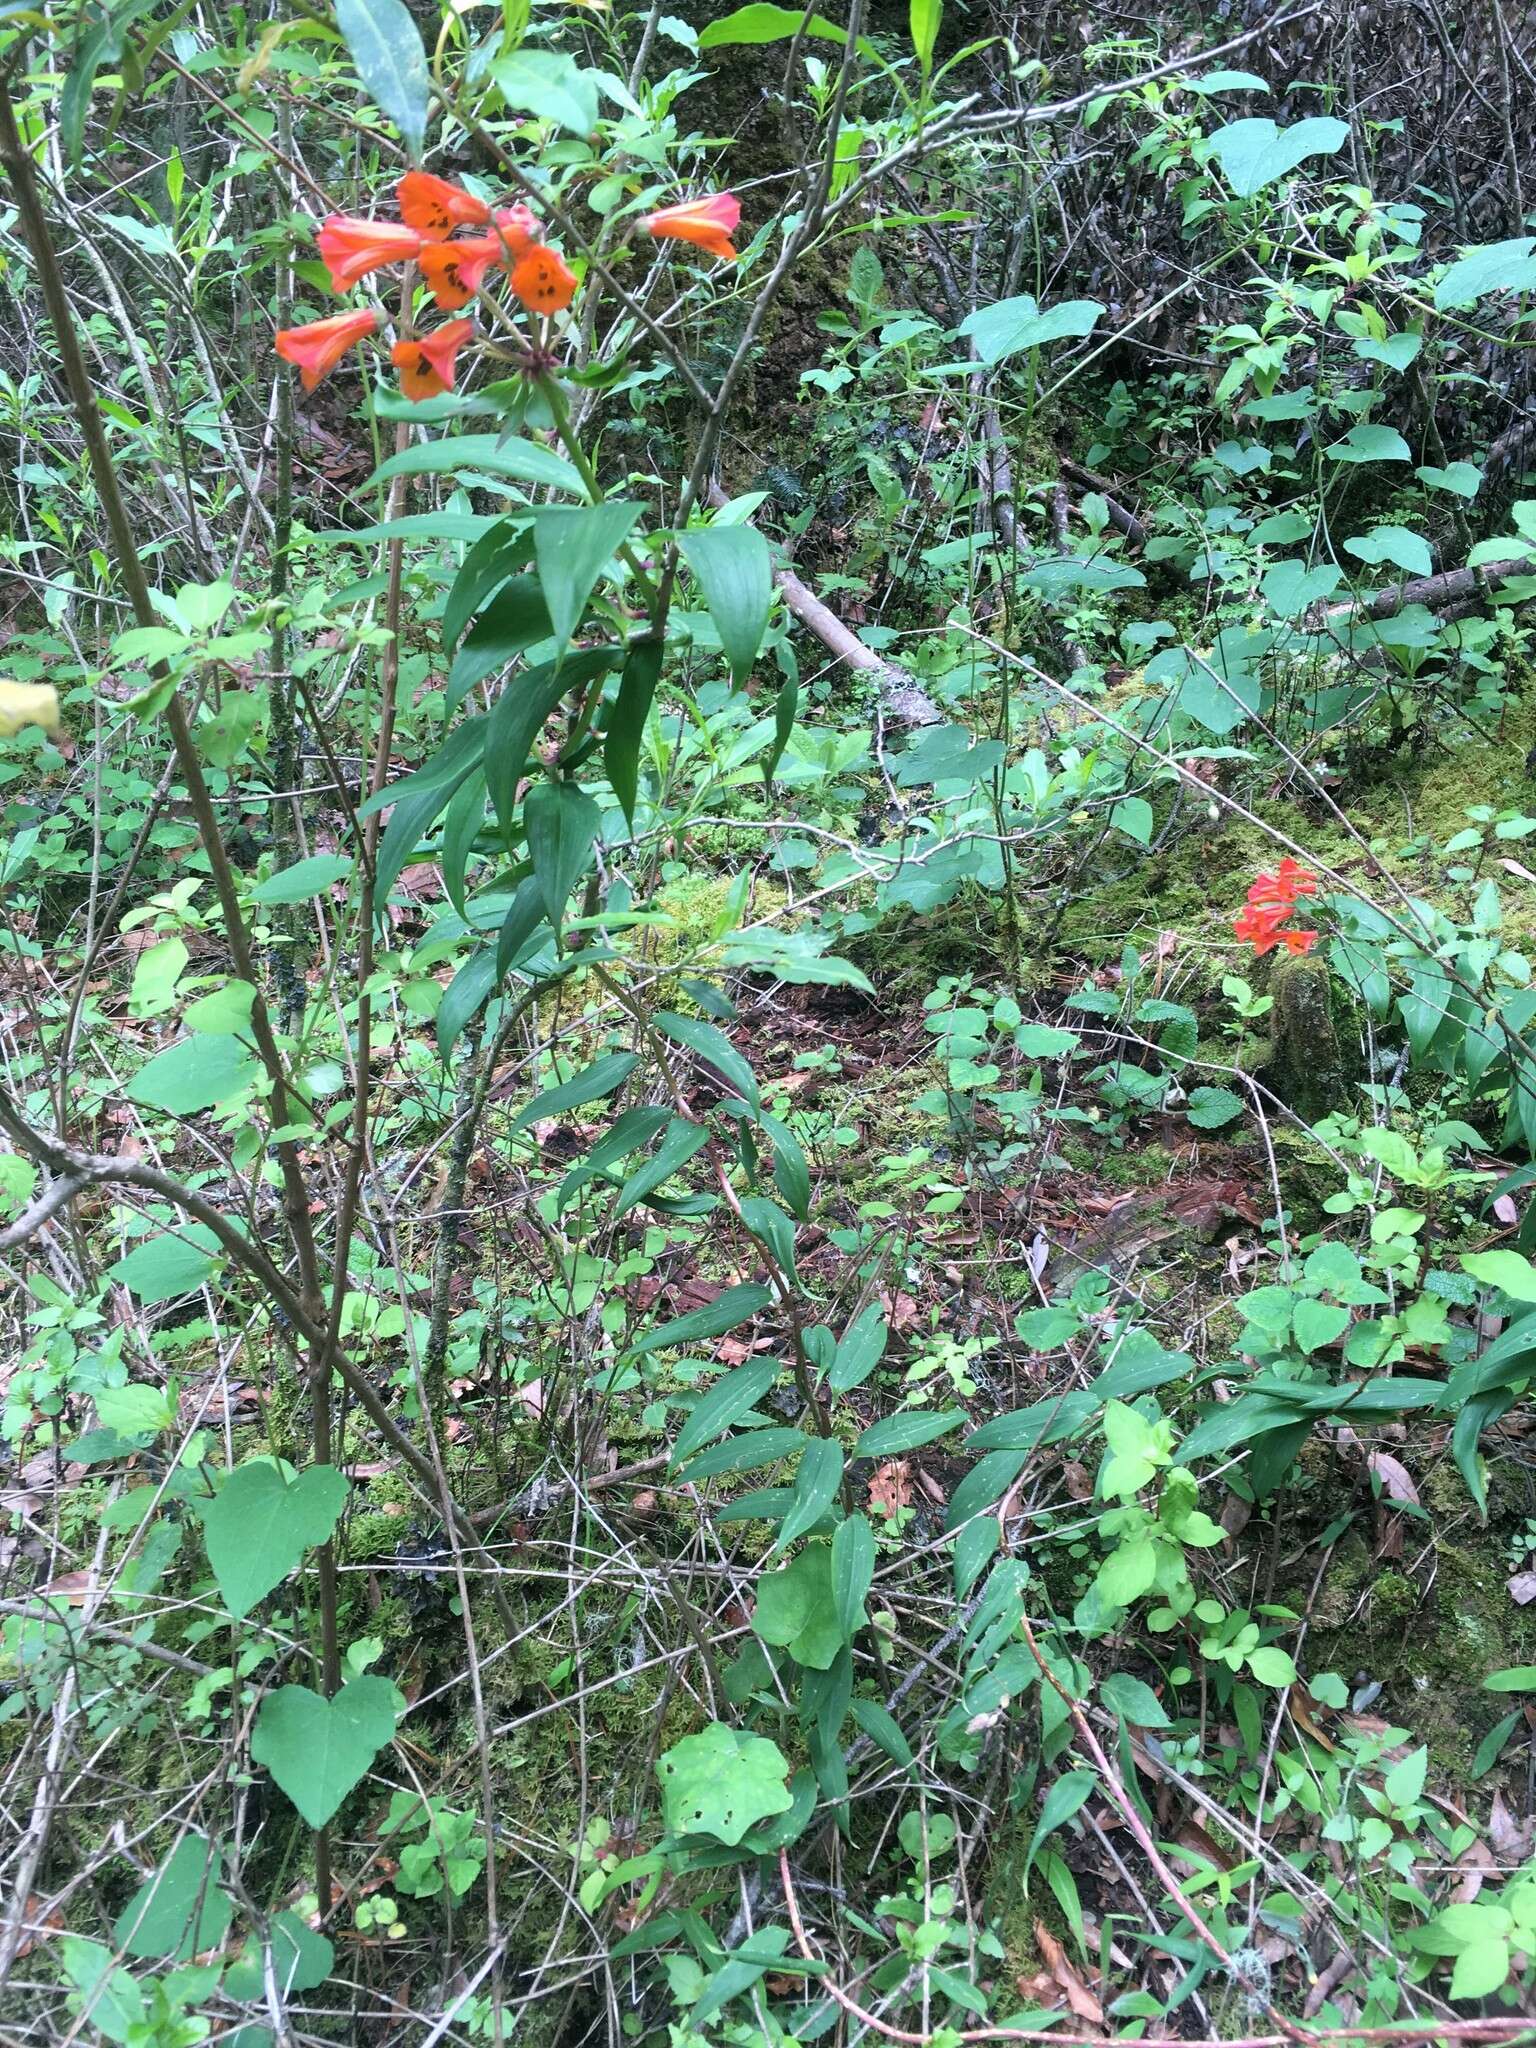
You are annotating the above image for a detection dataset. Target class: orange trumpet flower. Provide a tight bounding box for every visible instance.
[510,244,577,315]
[397,170,491,240]
[419,236,504,310]
[392,318,475,401]
[274,308,380,390]
[644,192,740,262]
[490,204,539,260]
[315,214,423,290]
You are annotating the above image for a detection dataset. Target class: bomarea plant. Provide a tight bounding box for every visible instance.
[6,0,1536,2041]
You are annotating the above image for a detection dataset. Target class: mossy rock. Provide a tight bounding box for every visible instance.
[1256,951,1351,1118]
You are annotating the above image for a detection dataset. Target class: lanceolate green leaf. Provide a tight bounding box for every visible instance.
[606,636,663,826]
[832,1514,875,1640]
[369,433,583,496]
[512,1052,640,1133]
[437,946,498,1058]
[680,1426,806,1481]
[524,779,602,929]
[486,647,619,837]
[854,1408,966,1457]
[656,1010,759,1114]
[614,1116,711,1216]
[335,0,429,160]
[533,501,642,653]
[633,1280,772,1356]
[910,0,943,72]
[698,4,850,49]
[677,526,773,687]
[440,770,488,916]
[447,579,552,715]
[443,520,531,650]
[773,1437,844,1553]
[670,1359,779,1468]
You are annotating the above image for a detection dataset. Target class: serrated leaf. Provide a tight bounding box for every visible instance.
[126,1034,258,1116]
[1187,1085,1244,1129]
[108,1228,221,1306]
[1433,237,1536,311]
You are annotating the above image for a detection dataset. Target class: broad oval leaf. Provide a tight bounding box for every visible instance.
[335,0,428,160]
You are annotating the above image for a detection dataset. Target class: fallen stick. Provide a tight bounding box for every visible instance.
[1060,457,1149,547]
[1331,553,1532,622]
[706,483,941,725]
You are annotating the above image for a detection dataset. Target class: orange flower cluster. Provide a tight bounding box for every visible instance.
[274,172,575,403]
[274,173,741,402]
[1233,858,1320,956]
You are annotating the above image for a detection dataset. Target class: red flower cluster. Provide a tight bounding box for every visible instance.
[1233,858,1320,956]
[273,172,742,405]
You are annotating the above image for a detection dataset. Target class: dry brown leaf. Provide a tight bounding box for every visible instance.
[36,1570,94,1606]
[1489,1788,1531,1861]
[11,1895,64,1959]
[867,1460,912,1518]
[1368,1450,1419,1505]
[1033,1921,1103,2026]
[1450,1836,1497,1904]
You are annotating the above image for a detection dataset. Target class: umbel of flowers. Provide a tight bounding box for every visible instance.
[274,173,741,399]
[1233,859,1319,957]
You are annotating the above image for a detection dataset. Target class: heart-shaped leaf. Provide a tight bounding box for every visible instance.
[201,1462,348,1620]
[1207,115,1349,198]
[113,1834,232,1961]
[251,1676,397,1828]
